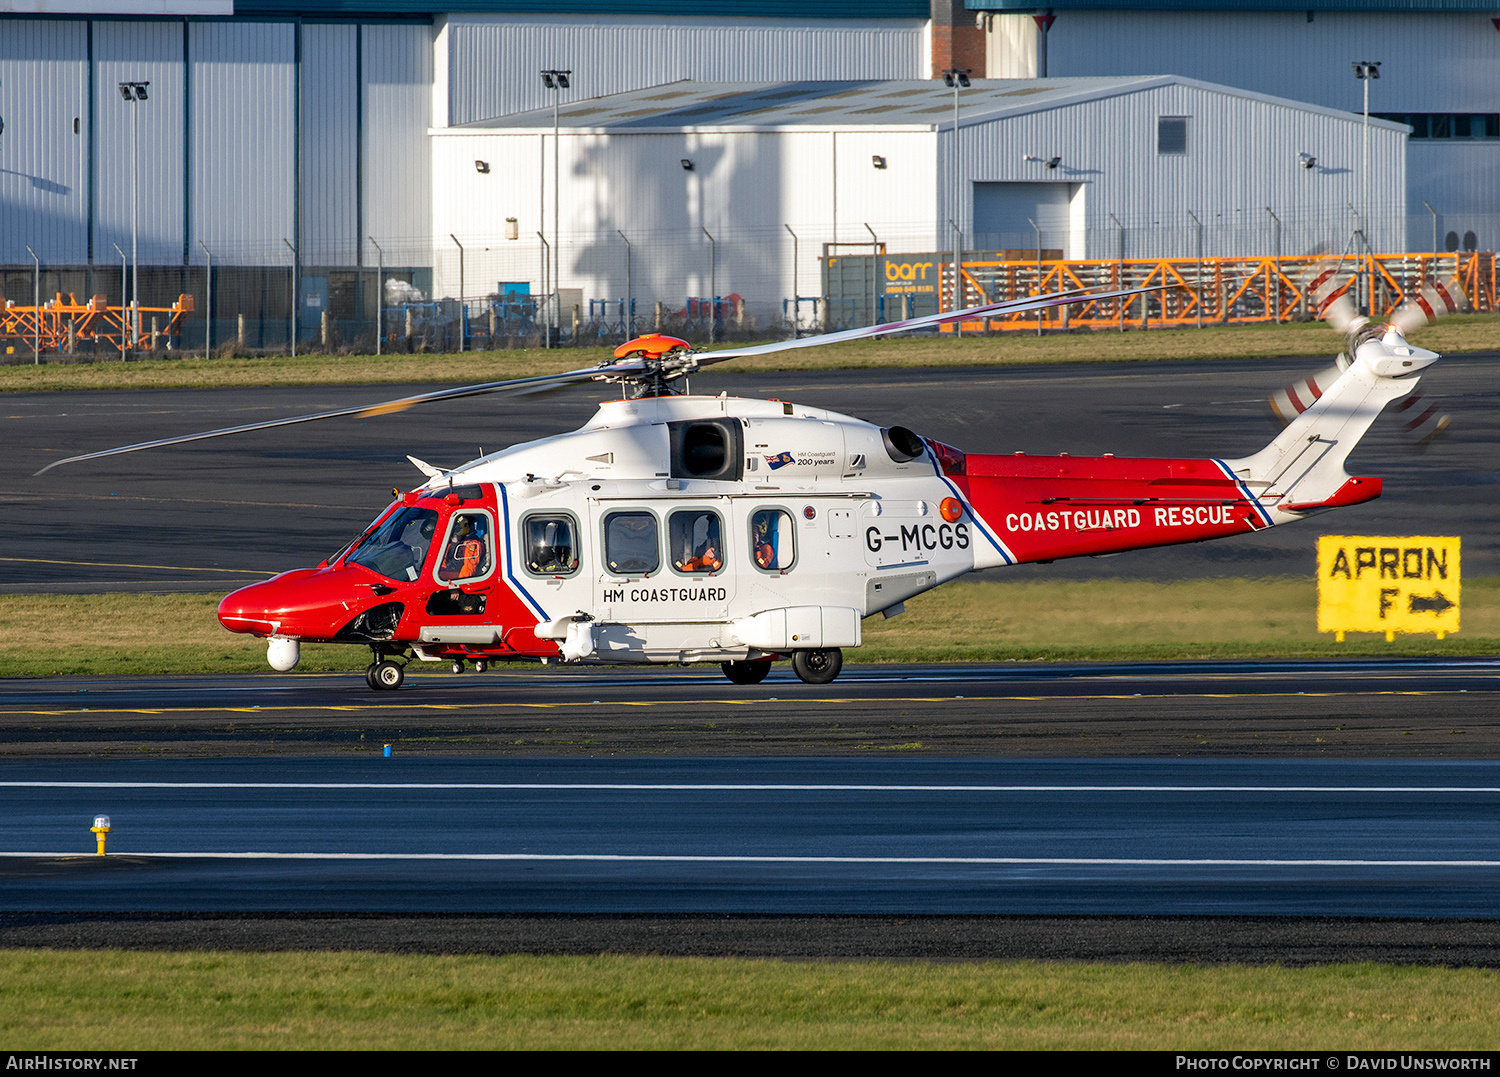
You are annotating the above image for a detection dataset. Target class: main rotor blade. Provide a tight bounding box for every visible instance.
[36,284,1158,475]
[33,361,641,475]
[689,285,1158,367]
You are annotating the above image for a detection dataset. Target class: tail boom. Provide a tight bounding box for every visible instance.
[951,454,1277,569]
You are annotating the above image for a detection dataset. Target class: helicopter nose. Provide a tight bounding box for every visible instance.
[218,569,333,638]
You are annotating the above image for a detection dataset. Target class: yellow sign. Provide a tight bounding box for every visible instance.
[1317,536,1460,641]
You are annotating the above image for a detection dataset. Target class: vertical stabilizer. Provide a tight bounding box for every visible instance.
[1225,332,1439,512]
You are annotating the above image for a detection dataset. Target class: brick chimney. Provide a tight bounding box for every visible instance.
[931,0,986,78]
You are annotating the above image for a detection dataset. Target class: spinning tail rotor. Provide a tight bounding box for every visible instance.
[1269,265,1458,450]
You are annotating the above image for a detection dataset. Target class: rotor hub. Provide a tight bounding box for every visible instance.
[614,333,691,361]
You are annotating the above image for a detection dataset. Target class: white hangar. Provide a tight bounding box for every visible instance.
[432,75,1406,323]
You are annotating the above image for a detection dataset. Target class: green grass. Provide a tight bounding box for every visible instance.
[860,576,1500,663]
[3,313,1496,394]
[3,951,1499,1049]
[1,578,1493,679]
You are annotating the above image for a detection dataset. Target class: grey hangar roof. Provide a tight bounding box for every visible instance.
[449,76,1410,133]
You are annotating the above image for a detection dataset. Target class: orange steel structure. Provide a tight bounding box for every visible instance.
[1,293,194,356]
[941,252,1496,332]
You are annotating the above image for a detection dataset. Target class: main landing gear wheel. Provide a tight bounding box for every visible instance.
[791,648,842,685]
[366,660,405,691]
[721,659,772,685]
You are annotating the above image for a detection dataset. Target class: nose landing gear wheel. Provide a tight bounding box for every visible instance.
[721,659,772,685]
[366,660,405,691]
[791,648,842,685]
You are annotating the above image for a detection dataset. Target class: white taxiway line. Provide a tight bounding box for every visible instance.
[5,852,1500,866]
[4,782,1500,793]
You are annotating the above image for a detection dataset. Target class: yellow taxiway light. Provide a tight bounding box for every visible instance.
[90,814,112,856]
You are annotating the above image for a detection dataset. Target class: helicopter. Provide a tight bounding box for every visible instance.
[40,281,1441,689]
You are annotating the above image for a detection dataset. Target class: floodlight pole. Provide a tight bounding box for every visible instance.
[118,81,148,353]
[552,93,559,344]
[1422,200,1437,256]
[941,69,970,322]
[864,222,880,324]
[541,69,571,346]
[129,88,141,351]
[1353,61,1381,313]
[369,236,383,356]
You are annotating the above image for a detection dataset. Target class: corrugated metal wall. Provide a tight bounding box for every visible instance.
[189,22,295,267]
[302,23,359,267]
[95,20,186,266]
[364,22,433,263]
[941,82,1407,258]
[0,19,88,264]
[1410,141,1498,251]
[1040,11,1498,115]
[444,14,928,126]
[1,15,431,275]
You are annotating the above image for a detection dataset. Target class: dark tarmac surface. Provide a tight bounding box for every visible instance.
[7,912,1500,967]
[1,659,1497,759]
[2,663,1499,960]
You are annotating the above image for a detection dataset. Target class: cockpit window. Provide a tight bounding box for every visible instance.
[524,514,580,576]
[347,507,439,582]
[437,512,494,583]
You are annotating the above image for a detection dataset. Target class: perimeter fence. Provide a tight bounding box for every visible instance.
[1,212,1496,362]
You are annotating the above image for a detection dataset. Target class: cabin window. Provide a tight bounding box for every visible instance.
[523,514,580,576]
[604,511,659,575]
[436,511,493,583]
[750,508,795,572]
[669,510,724,574]
[347,507,439,583]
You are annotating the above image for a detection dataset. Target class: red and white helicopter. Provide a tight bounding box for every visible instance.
[41,280,1442,689]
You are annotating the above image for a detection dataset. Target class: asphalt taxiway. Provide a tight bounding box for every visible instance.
[3,660,1498,959]
[6,756,1500,921]
[0,659,1497,759]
